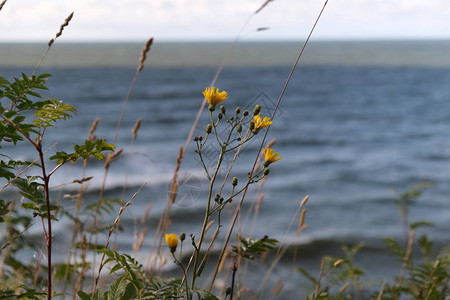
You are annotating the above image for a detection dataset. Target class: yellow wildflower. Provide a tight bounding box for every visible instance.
[165,233,178,253]
[262,148,282,165]
[203,87,229,105]
[254,114,272,131]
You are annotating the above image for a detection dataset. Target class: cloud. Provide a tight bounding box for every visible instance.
[0,0,449,41]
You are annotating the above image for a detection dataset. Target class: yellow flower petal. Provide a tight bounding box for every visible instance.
[262,148,282,164]
[254,114,273,130]
[202,87,229,105]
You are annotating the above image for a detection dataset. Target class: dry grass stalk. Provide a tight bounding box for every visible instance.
[209,1,329,291]
[133,203,153,253]
[254,0,274,14]
[33,12,74,75]
[132,119,142,141]
[300,195,309,207]
[169,147,184,204]
[334,259,344,268]
[138,38,154,72]
[376,280,386,300]
[397,229,415,287]
[0,0,7,11]
[48,12,74,47]
[88,117,100,141]
[297,208,307,234]
[104,148,123,169]
[93,183,146,292]
[72,176,93,184]
[173,1,263,196]
[271,279,284,296]
[104,153,113,170]
[205,220,215,233]
[338,282,350,294]
[114,37,154,143]
[74,234,88,295]
[133,226,150,253]
[257,201,305,296]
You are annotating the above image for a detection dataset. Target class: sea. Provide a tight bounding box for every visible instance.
[1,41,450,297]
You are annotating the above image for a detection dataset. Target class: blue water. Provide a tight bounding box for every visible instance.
[1,42,450,296]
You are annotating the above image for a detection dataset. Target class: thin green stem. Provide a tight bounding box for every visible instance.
[210,111,223,147]
[191,144,225,289]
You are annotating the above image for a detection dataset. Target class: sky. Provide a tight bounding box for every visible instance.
[0,0,449,42]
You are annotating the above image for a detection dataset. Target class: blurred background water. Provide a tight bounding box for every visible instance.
[1,41,450,296]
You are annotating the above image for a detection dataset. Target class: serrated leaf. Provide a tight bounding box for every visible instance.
[107,275,129,300]
[110,263,123,274]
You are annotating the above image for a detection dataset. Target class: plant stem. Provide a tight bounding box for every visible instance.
[191,144,225,289]
[230,261,237,300]
[172,252,190,300]
[37,142,52,300]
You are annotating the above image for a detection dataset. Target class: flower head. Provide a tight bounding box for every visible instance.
[165,233,178,253]
[253,114,273,133]
[203,87,229,106]
[262,148,282,165]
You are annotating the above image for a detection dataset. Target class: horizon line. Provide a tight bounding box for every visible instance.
[1,37,450,44]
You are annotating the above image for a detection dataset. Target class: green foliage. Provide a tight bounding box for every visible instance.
[232,235,278,260]
[0,199,10,223]
[1,66,448,300]
[0,73,53,144]
[300,186,450,300]
[33,98,76,128]
[0,71,115,298]
[84,198,123,217]
[98,249,148,288]
[50,139,115,164]
[0,285,47,300]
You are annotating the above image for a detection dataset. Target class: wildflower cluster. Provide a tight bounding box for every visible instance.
[164,87,282,298]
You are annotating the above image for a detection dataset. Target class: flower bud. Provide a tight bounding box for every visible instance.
[243,110,249,116]
[165,234,178,253]
[194,136,199,142]
[199,136,203,141]
[232,177,238,186]
[226,287,232,295]
[208,104,216,112]
[236,124,242,133]
[220,105,226,114]
[180,232,186,242]
[253,104,261,116]
[218,112,223,120]
[263,168,270,175]
[235,107,241,114]
[249,121,255,131]
[206,124,212,134]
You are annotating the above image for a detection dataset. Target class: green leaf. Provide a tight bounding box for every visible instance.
[232,235,278,260]
[21,202,39,210]
[107,275,129,300]
[410,221,434,230]
[383,237,405,257]
[77,291,91,300]
[297,266,318,285]
[33,98,76,128]
[110,263,123,274]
